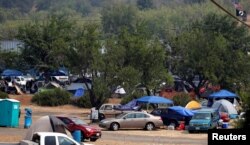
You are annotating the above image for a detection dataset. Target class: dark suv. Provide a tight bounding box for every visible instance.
[151,107,193,127]
[57,116,101,142]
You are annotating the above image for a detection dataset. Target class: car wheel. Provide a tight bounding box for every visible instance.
[90,138,97,142]
[188,130,194,133]
[111,122,119,131]
[145,123,155,131]
[81,132,85,142]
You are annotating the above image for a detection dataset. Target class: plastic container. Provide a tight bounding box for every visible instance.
[72,130,81,143]
[24,116,32,128]
[222,122,229,129]
[24,108,32,128]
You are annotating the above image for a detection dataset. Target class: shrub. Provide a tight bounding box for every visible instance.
[0,91,8,99]
[72,92,92,108]
[172,93,191,107]
[32,88,71,106]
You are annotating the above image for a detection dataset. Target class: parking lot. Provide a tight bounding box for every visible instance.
[0,103,207,145]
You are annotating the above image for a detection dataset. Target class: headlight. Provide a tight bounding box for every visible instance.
[86,127,93,132]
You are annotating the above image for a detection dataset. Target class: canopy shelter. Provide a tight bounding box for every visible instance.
[137,96,173,104]
[1,69,23,77]
[24,116,68,140]
[185,100,201,110]
[168,106,195,117]
[212,99,238,119]
[208,89,238,99]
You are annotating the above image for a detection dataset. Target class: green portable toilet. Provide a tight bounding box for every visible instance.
[0,99,20,128]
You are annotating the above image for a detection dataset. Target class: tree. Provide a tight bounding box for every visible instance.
[67,23,104,107]
[171,13,250,97]
[18,14,74,68]
[101,3,138,35]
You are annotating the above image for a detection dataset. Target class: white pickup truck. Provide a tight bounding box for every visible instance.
[4,132,92,145]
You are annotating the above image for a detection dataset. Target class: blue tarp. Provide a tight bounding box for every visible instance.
[137,96,173,104]
[1,69,23,77]
[208,89,238,99]
[115,99,138,111]
[168,106,195,117]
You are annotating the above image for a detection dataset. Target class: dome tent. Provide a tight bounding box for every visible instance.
[185,100,201,110]
[212,99,238,119]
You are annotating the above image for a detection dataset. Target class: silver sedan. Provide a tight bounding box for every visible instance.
[99,112,163,131]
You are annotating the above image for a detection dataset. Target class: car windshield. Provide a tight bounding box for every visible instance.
[116,113,128,119]
[192,113,211,120]
[70,118,87,125]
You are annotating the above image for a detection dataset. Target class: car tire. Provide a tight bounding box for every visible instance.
[81,132,85,142]
[188,130,194,133]
[111,122,119,131]
[145,123,155,131]
[90,138,97,142]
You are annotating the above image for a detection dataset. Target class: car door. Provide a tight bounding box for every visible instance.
[119,113,135,128]
[134,113,148,128]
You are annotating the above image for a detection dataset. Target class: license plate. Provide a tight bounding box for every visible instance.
[195,127,200,130]
[96,133,100,136]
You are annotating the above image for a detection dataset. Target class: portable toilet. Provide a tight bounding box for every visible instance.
[0,99,20,127]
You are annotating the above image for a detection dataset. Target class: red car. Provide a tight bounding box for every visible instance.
[57,116,101,142]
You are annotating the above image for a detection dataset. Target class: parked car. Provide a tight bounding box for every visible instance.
[151,107,193,127]
[188,108,220,133]
[57,116,101,142]
[99,112,163,131]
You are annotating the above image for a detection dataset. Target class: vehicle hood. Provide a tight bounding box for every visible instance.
[190,119,210,124]
[80,124,101,131]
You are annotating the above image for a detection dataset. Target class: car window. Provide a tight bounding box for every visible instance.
[135,113,146,118]
[60,118,71,125]
[125,113,135,119]
[58,136,75,145]
[193,113,211,120]
[104,105,113,110]
[71,118,87,125]
[45,136,56,145]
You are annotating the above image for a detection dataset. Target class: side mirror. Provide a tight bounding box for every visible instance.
[123,117,126,120]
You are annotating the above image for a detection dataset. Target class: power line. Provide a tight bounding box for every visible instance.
[210,0,250,28]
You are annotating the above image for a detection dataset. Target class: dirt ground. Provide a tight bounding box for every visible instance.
[0,95,207,145]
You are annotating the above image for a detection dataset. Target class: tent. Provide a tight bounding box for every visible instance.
[114,99,139,111]
[1,69,23,77]
[212,99,238,119]
[137,96,173,104]
[208,89,238,99]
[72,88,85,98]
[24,116,68,140]
[185,100,201,110]
[168,106,195,117]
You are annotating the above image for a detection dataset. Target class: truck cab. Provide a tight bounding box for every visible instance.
[188,108,220,133]
[29,132,81,145]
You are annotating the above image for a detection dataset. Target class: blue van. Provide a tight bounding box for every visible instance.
[188,108,220,133]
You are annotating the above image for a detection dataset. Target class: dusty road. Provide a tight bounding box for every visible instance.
[0,104,207,145]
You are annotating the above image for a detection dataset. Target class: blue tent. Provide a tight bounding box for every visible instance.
[1,69,23,77]
[208,89,238,99]
[73,88,85,98]
[168,106,195,117]
[137,96,173,104]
